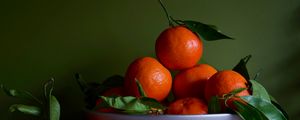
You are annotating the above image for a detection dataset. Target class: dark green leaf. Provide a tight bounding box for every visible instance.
[208,96,221,113]
[135,79,147,97]
[91,75,124,95]
[101,75,124,88]
[100,96,165,114]
[232,101,268,120]
[139,97,166,110]
[74,73,89,93]
[1,84,43,104]
[49,95,60,120]
[271,100,289,120]
[250,80,270,102]
[78,74,124,109]
[269,95,289,120]
[166,91,175,103]
[229,88,247,96]
[177,20,233,41]
[44,78,55,101]
[9,104,41,116]
[241,96,287,120]
[233,55,252,81]
[269,95,278,103]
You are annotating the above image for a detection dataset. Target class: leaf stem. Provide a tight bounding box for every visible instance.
[158,0,174,27]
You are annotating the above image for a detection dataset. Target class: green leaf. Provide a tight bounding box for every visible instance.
[269,95,289,120]
[208,96,221,113]
[229,88,247,96]
[49,95,60,120]
[139,97,166,110]
[233,55,252,80]
[232,101,268,120]
[1,84,42,104]
[101,75,124,88]
[9,104,41,116]
[241,96,287,120]
[74,73,89,93]
[100,96,165,114]
[76,74,124,109]
[44,78,55,100]
[135,79,147,97]
[166,91,175,103]
[176,20,233,41]
[250,80,270,102]
[91,75,124,95]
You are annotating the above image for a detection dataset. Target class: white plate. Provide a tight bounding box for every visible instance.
[85,110,242,120]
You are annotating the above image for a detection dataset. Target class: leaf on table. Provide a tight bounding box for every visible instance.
[9,104,41,116]
[1,84,42,104]
[49,95,60,120]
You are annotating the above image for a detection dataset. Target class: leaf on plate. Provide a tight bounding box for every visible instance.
[232,100,268,120]
[100,96,165,114]
[229,88,247,96]
[241,96,287,120]
[233,55,252,81]
[208,96,221,113]
[269,95,289,120]
[9,104,41,116]
[176,20,233,41]
[74,73,89,93]
[250,80,270,102]
[135,79,147,97]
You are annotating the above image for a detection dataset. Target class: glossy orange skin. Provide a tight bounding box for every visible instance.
[155,26,203,70]
[124,57,172,101]
[204,70,250,103]
[96,87,124,113]
[167,97,208,115]
[173,64,217,99]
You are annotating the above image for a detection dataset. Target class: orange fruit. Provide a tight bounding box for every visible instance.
[167,97,208,115]
[96,87,124,113]
[155,26,203,70]
[124,57,172,101]
[204,70,250,107]
[173,64,217,99]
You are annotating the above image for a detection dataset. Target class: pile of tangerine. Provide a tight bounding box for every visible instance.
[95,25,249,115]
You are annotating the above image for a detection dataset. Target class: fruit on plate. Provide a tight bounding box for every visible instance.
[173,64,217,99]
[204,70,250,110]
[167,97,208,115]
[124,57,172,101]
[155,26,203,70]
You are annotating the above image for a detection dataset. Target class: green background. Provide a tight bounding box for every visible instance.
[1,0,300,119]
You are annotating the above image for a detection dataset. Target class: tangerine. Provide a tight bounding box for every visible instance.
[155,26,203,70]
[204,70,250,105]
[124,57,172,101]
[167,97,208,115]
[173,64,217,99]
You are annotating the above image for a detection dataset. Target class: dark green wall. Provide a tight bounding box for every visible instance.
[1,0,300,119]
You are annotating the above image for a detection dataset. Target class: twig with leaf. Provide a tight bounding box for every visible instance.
[1,78,60,120]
